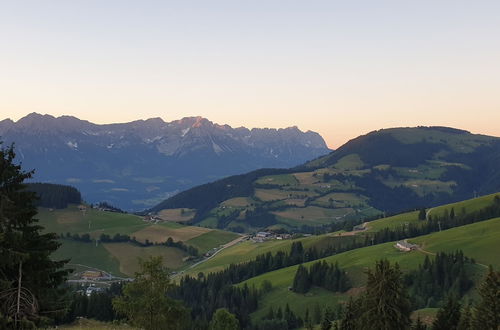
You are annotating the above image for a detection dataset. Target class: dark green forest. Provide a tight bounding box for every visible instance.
[25,183,81,209]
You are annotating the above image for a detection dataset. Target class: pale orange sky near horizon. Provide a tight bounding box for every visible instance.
[1,1,500,149]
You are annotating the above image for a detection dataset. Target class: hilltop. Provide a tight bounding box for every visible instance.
[149,126,500,232]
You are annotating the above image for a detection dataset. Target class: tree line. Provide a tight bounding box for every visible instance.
[292,261,351,294]
[322,261,499,330]
[404,251,474,309]
[61,232,199,257]
[25,182,82,209]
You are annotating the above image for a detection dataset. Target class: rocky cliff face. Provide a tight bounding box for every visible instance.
[0,113,330,210]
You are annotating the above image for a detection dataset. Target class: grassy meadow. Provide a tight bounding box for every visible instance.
[39,205,239,276]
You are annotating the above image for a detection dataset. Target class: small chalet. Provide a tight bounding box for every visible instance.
[394,240,418,252]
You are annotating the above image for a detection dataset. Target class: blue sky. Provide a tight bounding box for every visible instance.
[1,1,499,147]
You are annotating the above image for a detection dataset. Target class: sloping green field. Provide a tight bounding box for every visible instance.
[239,217,500,320]
[366,192,500,233]
[40,205,240,276]
[51,240,123,277]
[186,230,240,253]
[38,205,148,237]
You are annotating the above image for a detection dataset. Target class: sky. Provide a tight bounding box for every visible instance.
[1,1,499,148]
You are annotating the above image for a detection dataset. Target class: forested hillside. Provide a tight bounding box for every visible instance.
[149,126,500,232]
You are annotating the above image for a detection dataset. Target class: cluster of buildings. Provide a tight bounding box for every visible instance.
[251,231,292,243]
[143,214,163,223]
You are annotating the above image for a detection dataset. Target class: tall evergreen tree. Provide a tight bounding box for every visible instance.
[472,266,500,330]
[292,264,310,293]
[432,296,461,330]
[313,303,322,325]
[359,259,412,330]
[321,306,334,330]
[0,143,70,328]
[339,298,360,330]
[457,303,472,330]
[418,208,427,220]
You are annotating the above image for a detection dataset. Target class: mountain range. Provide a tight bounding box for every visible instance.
[0,113,330,210]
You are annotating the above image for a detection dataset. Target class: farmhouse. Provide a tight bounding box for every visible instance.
[395,240,418,252]
[256,231,272,238]
[81,270,104,280]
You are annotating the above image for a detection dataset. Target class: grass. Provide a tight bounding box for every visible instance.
[39,205,240,276]
[367,211,420,232]
[157,208,196,222]
[131,224,210,243]
[184,239,299,277]
[53,318,135,329]
[366,192,500,233]
[221,197,254,207]
[103,243,188,276]
[333,154,364,170]
[52,239,123,277]
[313,192,368,208]
[239,217,500,319]
[411,308,439,325]
[255,174,299,186]
[37,205,148,238]
[293,172,319,185]
[430,192,500,218]
[273,206,354,225]
[186,230,240,253]
[388,127,496,152]
[411,217,500,268]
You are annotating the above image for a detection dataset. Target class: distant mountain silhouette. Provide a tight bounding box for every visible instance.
[0,113,330,210]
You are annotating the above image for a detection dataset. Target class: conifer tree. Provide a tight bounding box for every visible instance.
[457,303,472,330]
[359,259,412,330]
[0,143,70,328]
[313,303,322,325]
[292,264,310,293]
[265,306,274,320]
[472,266,500,329]
[432,296,461,330]
[339,297,360,330]
[419,208,427,220]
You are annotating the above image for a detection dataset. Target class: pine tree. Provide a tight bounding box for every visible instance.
[0,143,70,328]
[292,264,310,293]
[359,259,412,330]
[419,208,427,220]
[313,303,322,324]
[265,306,274,320]
[457,303,472,330]
[276,306,283,320]
[432,296,461,330]
[340,298,360,330]
[472,266,500,329]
